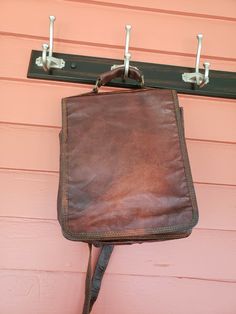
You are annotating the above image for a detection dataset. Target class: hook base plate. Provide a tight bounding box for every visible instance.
[182,72,209,85]
[36,56,65,69]
[111,64,139,72]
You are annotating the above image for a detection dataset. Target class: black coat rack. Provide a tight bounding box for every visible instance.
[27,17,236,99]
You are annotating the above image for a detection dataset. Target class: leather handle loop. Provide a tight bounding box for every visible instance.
[93,66,144,92]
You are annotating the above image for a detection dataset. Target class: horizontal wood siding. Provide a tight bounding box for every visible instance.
[1,270,236,314]
[0,0,235,313]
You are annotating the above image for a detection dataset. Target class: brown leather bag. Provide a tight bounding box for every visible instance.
[57,67,199,313]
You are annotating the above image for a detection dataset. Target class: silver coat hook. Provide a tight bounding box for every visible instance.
[111,24,139,79]
[124,25,131,78]
[182,34,210,87]
[36,16,65,71]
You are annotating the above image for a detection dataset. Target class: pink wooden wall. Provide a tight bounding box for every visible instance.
[1,1,236,313]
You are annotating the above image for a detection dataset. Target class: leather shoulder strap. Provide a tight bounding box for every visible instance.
[82,244,114,314]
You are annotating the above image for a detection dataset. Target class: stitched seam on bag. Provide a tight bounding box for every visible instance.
[60,99,70,232]
[63,87,157,100]
[62,220,193,239]
[171,90,199,224]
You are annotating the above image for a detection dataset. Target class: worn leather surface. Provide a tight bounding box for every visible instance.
[58,88,198,241]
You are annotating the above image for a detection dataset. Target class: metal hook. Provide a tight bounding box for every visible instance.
[36,16,65,71]
[111,24,139,79]
[182,34,210,87]
[124,25,131,78]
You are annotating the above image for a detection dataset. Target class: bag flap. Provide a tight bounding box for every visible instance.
[58,88,198,241]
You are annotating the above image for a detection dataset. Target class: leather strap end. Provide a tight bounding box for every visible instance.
[97,66,144,87]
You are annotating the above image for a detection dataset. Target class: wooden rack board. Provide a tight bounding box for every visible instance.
[27,50,236,99]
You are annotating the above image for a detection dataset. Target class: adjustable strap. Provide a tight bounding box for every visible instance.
[82,244,114,314]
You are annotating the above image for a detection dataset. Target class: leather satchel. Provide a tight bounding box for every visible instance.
[57,67,199,313]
